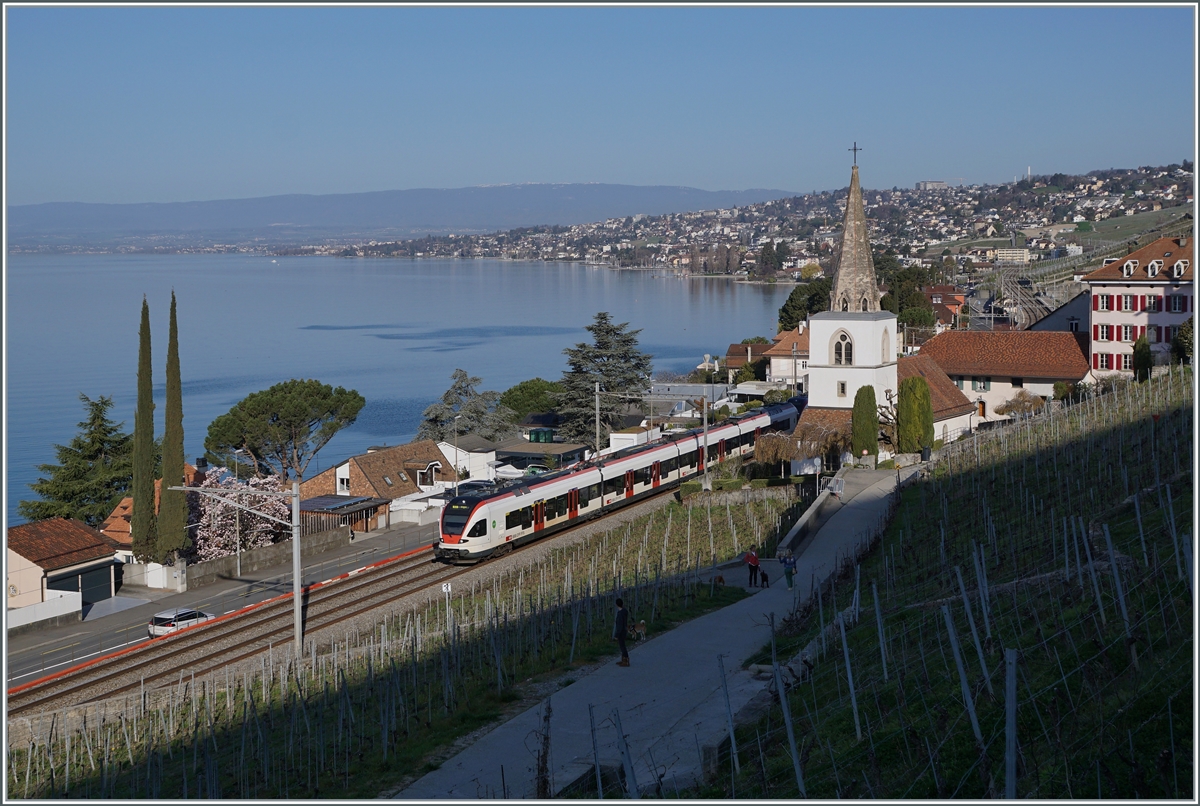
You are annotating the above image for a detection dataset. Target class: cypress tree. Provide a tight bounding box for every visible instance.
[918,378,935,448]
[896,375,930,453]
[131,297,157,561]
[158,291,189,561]
[1132,335,1153,382]
[851,385,879,457]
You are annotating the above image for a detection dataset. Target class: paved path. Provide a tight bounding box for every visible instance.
[397,467,917,799]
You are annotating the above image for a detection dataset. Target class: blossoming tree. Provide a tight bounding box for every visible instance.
[190,467,291,562]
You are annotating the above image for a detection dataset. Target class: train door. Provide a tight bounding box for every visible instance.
[718,438,726,463]
[624,469,635,499]
[568,489,579,519]
[697,440,706,474]
[651,461,661,488]
[533,500,545,532]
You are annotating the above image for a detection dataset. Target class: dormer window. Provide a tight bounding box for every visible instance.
[1173,260,1189,278]
[1147,260,1162,277]
[1122,260,1139,277]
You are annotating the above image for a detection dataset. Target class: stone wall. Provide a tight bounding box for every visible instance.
[182,526,350,590]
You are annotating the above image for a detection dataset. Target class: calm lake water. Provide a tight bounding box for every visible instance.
[5,255,792,525]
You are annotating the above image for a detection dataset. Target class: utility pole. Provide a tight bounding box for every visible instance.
[171,481,305,659]
[594,382,601,458]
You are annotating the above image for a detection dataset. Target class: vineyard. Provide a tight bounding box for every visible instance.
[695,366,1193,799]
[6,488,808,799]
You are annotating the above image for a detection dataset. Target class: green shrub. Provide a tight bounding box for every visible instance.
[897,376,933,452]
[851,385,879,456]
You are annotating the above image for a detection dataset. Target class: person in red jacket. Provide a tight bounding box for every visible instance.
[744,546,760,587]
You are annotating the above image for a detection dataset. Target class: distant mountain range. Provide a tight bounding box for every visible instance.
[7,184,802,248]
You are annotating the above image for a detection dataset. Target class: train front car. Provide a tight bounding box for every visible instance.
[436,495,493,563]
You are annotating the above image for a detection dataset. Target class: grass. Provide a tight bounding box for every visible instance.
[686,369,1194,799]
[1078,207,1191,242]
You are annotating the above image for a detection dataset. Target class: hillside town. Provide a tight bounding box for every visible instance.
[285,163,1193,273]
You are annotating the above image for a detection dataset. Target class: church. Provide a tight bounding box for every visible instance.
[795,159,974,468]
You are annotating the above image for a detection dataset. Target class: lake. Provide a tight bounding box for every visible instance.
[5,254,793,525]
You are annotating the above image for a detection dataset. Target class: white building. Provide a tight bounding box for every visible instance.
[1080,236,1193,373]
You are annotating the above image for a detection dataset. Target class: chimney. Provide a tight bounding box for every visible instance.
[1179,237,1188,247]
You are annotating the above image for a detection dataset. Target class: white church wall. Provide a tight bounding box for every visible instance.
[807,311,899,410]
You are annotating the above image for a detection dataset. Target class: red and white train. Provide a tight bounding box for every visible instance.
[435,401,800,562]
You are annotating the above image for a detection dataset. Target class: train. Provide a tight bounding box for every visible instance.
[435,400,801,562]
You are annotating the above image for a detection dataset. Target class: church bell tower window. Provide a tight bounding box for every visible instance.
[834,332,853,365]
[841,298,849,312]
[861,298,868,311]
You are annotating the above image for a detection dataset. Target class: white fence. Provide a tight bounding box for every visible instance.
[7,590,82,630]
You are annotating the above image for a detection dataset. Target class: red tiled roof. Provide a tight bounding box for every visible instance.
[794,406,852,434]
[724,343,772,369]
[763,328,810,357]
[1081,237,1193,283]
[918,330,1091,380]
[897,355,975,421]
[99,497,133,546]
[7,518,116,571]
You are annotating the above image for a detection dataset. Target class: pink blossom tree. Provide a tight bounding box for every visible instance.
[190,468,291,562]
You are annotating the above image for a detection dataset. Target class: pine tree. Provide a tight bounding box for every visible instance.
[416,369,517,443]
[131,297,158,561]
[18,394,132,526]
[851,385,879,457]
[555,312,653,451]
[157,291,189,561]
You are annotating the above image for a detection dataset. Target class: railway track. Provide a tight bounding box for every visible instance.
[6,547,465,718]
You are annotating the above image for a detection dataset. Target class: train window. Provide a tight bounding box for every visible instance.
[634,467,650,487]
[467,520,487,538]
[520,506,532,529]
[577,487,588,507]
[682,451,697,468]
[506,509,520,529]
[604,475,623,496]
[552,494,568,518]
[587,483,601,502]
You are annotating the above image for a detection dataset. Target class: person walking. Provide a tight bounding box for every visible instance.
[781,551,797,590]
[613,597,630,667]
[744,546,760,587]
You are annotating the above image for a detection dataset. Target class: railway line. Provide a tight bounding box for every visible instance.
[6,481,686,719]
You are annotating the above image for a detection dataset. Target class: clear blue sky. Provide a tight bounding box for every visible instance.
[5,5,1195,205]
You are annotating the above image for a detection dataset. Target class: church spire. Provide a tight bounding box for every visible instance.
[829,163,880,313]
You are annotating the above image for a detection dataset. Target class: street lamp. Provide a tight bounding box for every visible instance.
[453,414,463,497]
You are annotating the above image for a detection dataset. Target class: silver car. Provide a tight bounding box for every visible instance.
[148,607,216,637]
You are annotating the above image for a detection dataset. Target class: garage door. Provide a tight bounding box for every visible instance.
[79,567,112,605]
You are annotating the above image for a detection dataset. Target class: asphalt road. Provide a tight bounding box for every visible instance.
[6,521,439,688]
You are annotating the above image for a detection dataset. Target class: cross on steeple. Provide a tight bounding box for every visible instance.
[849,142,862,165]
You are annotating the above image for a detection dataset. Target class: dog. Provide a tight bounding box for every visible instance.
[627,619,647,642]
[713,575,726,588]
[759,570,770,589]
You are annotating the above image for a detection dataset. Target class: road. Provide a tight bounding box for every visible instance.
[5,521,439,688]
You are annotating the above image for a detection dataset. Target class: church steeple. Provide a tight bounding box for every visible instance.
[829,163,880,313]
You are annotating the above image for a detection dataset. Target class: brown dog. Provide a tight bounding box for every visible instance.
[627,619,647,642]
[713,575,726,587]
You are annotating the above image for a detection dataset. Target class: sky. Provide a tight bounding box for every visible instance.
[4,4,1196,206]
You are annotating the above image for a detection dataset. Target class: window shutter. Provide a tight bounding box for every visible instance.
[1140,325,1146,340]
[1092,293,1099,311]
[1093,324,1100,341]
[1159,296,1165,312]
[1107,295,1115,310]
[1093,352,1099,370]
[985,377,991,391]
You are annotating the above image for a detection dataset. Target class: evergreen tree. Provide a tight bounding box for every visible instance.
[132,297,157,561]
[778,278,832,331]
[18,394,132,527]
[1170,316,1192,365]
[498,377,564,424]
[416,369,517,443]
[759,241,776,274]
[851,385,879,456]
[1132,335,1153,382]
[896,375,932,453]
[555,312,653,451]
[157,291,189,561]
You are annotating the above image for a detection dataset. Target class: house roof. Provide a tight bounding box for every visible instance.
[98,462,204,547]
[450,434,499,453]
[1081,237,1193,283]
[99,497,134,546]
[918,330,1091,380]
[493,437,589,461]
[763,327,810,358]
[723,342,773,369]
[354,440,452,498]
[896,355,976,421]
[794,406,852,434]
[8,518,116,572]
